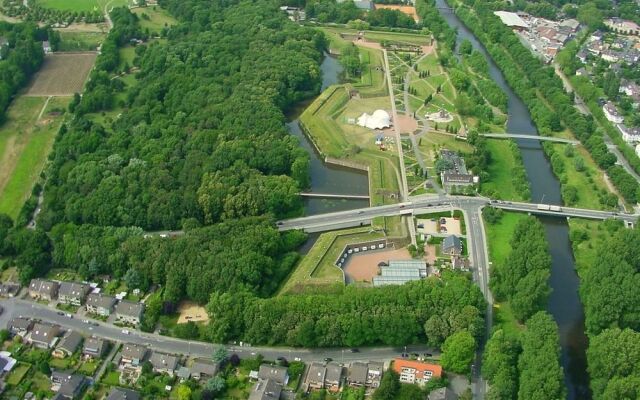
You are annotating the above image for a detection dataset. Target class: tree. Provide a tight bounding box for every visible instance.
[205,376,226,395]
[577,2,603,30]
[459,39,473,55]
[212,346,228,364]
[373,369,400,400]
[176,384,192,400]
[0,329,9,343]
[441,330,476,374]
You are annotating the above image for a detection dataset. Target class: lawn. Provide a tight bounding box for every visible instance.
[0,96,69,219]
[133,6,177,35]
[568,218,622,277]
[78,358,101,375]
[101,370,121,386]
[58,31,106,51]
[39,0,131,12]
[6,362,30,385]
[321,26,431,46]
[119,46,137,69]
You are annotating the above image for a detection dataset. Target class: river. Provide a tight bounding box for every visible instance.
[435,2,591,398]
[286,54,370,216]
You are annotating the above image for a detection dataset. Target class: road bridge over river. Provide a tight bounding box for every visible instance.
[277,195,637,233]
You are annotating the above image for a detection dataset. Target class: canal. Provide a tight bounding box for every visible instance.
[286,54,370,216]
[434,1,591,398]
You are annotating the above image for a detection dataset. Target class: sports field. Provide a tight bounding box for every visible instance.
[25,53,97,96]
[0,96,70,219]
[38,0,130,12]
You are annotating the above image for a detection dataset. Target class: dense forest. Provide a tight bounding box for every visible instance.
[205,273,485,348]
[579,226,640,398]
[303,0,418,28]
[0,22,47,123]
[451,0,640,204]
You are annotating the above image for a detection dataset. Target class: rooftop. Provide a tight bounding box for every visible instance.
[393,359,443,379]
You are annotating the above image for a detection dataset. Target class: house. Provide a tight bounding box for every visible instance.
[353,0,374,10]
[442,235,462,256]
[114,301,145,326]
[605,18,640,36]
[0,283,20,298]
[393,359,442,386]
[52,331,83,358]
[258,364,289,385]
[51,371,86,399]
[191,358,218,380]
[176,366,191,382]
[249,378,282,400]
[58,282,91,306]
[429,387,459,400]
[106,387,141,400]
[577,49,588,63]
[120,343,147,366]
[618,124,640,143]
[85,293,117,316]
[366,361,383,388]
[306,362,326,390]
[347,362,368,387]
[325,362,343,391]
[82,337,107,358]
[149,351,179,376]
[29,279,59,301]
[42,41,52,54]
[8,317,33,337]
[28,323,60,349]
[575,67,588,77]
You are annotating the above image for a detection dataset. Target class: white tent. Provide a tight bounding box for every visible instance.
[357,110,391,130]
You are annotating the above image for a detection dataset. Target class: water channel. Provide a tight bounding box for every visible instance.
[286,54,370,216]
[434,2,591,398]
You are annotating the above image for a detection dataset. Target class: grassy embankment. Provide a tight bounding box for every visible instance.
[0,96,70,219]
[39,0,131,12]
[279,226,385,295]
[483,211,527,338]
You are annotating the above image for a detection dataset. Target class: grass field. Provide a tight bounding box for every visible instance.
[568,218,622,277]
[481,140,529,201]
[133,6,177,35]
[6,363,30,385]
[58,31,106,51]
[0,96,69,219]
[483,211,527,335]
[39,0,130,12]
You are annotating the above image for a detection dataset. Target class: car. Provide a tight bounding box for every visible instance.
[294,357,302,361]
[324,357,333,362]
[358,210,365,214]
[277,222,283,225]
[66,313,73,318]
[276,356,286,361]
[122,329,130,335]
[92,322,99,326]
[411,353,419,358]
[424,353,433,357]
[350,348,359,353]
[82,319,89,324]
[57,311,65,316]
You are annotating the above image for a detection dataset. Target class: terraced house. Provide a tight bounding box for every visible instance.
[85,293,117,316]
[114,301,145,326]
[58,282,91,306]
[28,279,59,301]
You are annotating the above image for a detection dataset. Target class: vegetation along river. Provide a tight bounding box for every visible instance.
[435,1,591,397]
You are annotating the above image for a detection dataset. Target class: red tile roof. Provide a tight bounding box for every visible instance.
[393,359,443,379]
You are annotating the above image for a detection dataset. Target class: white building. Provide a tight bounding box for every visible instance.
[618,124,640,143]
[603,102,624,124]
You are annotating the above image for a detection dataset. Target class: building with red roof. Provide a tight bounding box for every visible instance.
[393,359,443,386]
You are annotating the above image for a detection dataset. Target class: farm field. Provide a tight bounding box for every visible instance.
[57,31,106,51]
[38,0,131,12]
[0,96,70,219]
[25,53,97,96]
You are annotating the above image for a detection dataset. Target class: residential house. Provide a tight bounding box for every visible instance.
[393,359,443,386]
[176,366,191,382]
[191,358,218,380]
[82,337,107,358]
[618,124,640,143]
[29,279,59,301]
[249,379,282,400]
[325,362,343,391]
[258,364,289,385]
[149,351,179,377]
[603,101,624,124]
[366,361,383,388]
[51,371,86,399]
[120,343,147,367]
[53,331,83,358]
[106,387,141,400]
[7,317,33,337]
[575,67,588,76]
[85,293,117,316]
[605,18,640,35]
[347,362,368,387]
[58,282,91,306]
[0,283,20,298]
[442,235,462,256]
[114,301,145,326]
[28,323,61,349]
[306,362,326,390]
[429,387,459,400]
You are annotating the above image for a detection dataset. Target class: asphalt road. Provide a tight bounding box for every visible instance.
[0,298,437,364]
